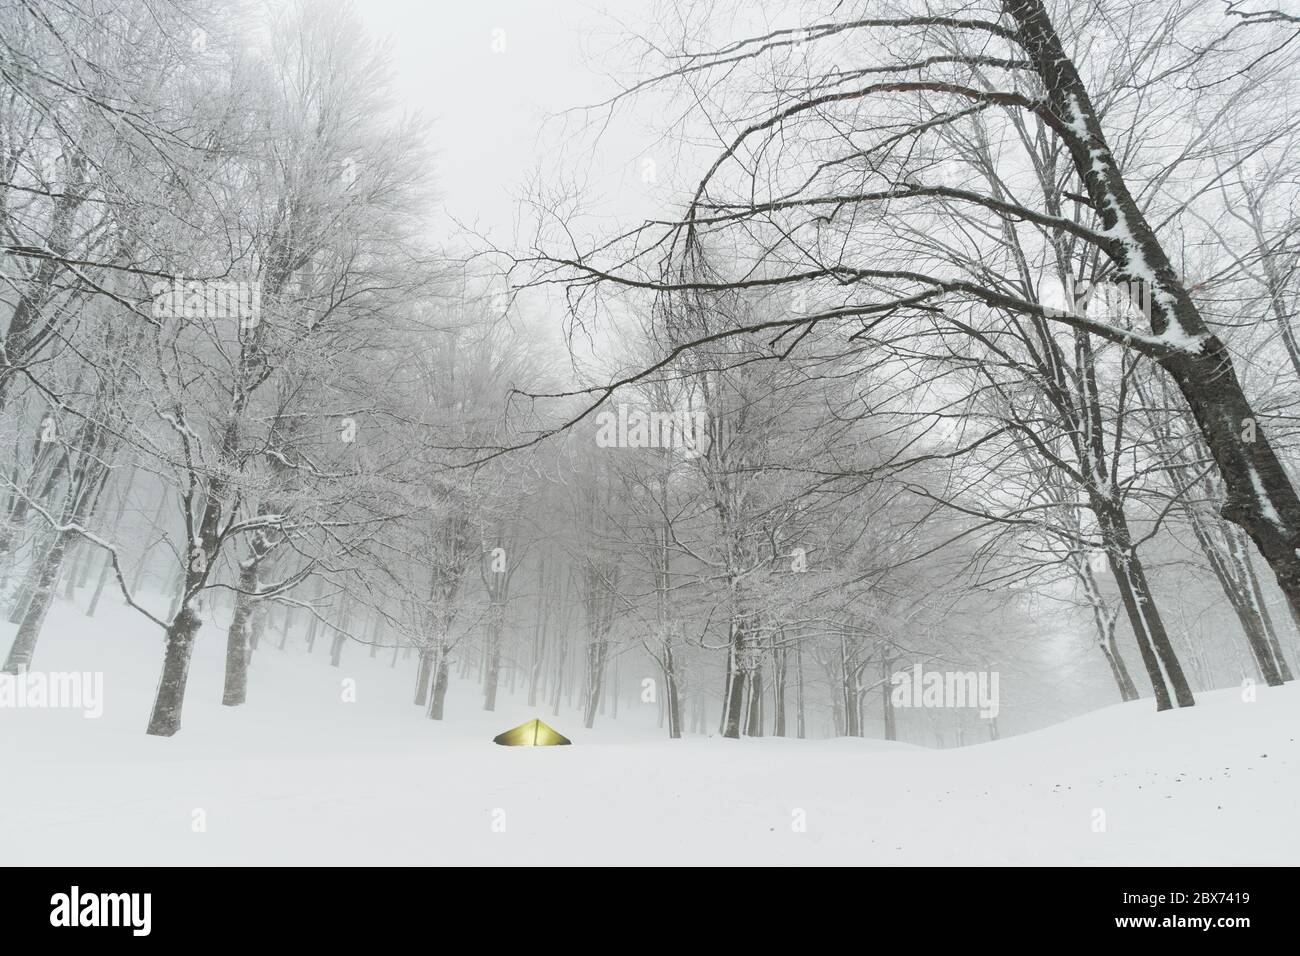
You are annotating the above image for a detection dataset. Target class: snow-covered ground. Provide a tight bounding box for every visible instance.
[2,598,1296,865]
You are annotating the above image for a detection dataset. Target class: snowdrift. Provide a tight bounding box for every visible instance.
[1,600,1295,865]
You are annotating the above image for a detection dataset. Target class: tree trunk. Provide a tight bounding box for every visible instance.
[1107,548,1175,710]
[248,599,266,655]
[81,458,137,623]
[2,532,70,673]
[720,619,745,739]
[795,639,806,740]
[662,643,682,739]
[86,548,113,617]
[583,637,606,729]
[1206,525,1285,685]
[427,652,450,719]
[303,578,326,652]
[551,627,568,716]
[1008,0,1300,641]
[882,654,897,741]
[63,543,87,599]
[221,562,259,706]
[146,605,202,737]
[483,603,503,711]
[279,606,294,650]
[127,492,168,595]
[1237,532,1294,682]
[0,442,71,581]
[3,425,109,666]
[6,531,54,624]
[772,642,787,737]
[745,666,763,737]
[528,562,549,706]
[1077,561,1140,701]
[326,598,350,667]
[610,655,619,719]
[413,648,433,706]
[1098,637,1140,702]
[1096,500,1192,708]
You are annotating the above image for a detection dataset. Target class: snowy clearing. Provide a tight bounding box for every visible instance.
[2,601,1295,866]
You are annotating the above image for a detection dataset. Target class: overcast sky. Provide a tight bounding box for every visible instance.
[355,0,659,246]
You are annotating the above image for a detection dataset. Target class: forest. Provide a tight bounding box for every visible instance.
[4,0,1300,754]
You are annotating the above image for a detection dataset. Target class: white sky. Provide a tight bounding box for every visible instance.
[355,0,661,245]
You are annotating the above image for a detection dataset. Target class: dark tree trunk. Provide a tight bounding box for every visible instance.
[795,639,806,740]
[1079,561,1140,702]
[413,648,433,706]
[278,606,294,650]
[2,532,70,673]
[661,642,683,739]
[222,562,259,706]
[665,668,682,739]
[427,652,450,719]
[719,620,745,739]
[1178,512,1283,685]
[1008,0,1300,645]
[772,642,787,737]
[1096,500,1192,708]
[304,578,325,652]
[882,654,897,741]
[0,442,71,584]
[248,600,266,655]
[146,605,202,737]
[3,422,109,667]
[1099,638,1139,702]
[610,655,619,719]
[745,666,763,737]
[1107,549,1174,711]
[1238,535,1294,682]
[6,532,53,624]
[327,598,349,668]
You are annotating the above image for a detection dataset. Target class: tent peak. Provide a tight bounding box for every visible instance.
[493,718,572,747]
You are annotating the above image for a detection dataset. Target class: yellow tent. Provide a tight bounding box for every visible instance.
[493,718,572,746]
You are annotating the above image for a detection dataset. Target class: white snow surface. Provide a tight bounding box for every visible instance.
[2,598,1297,866]
[1246,463,1288,534]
